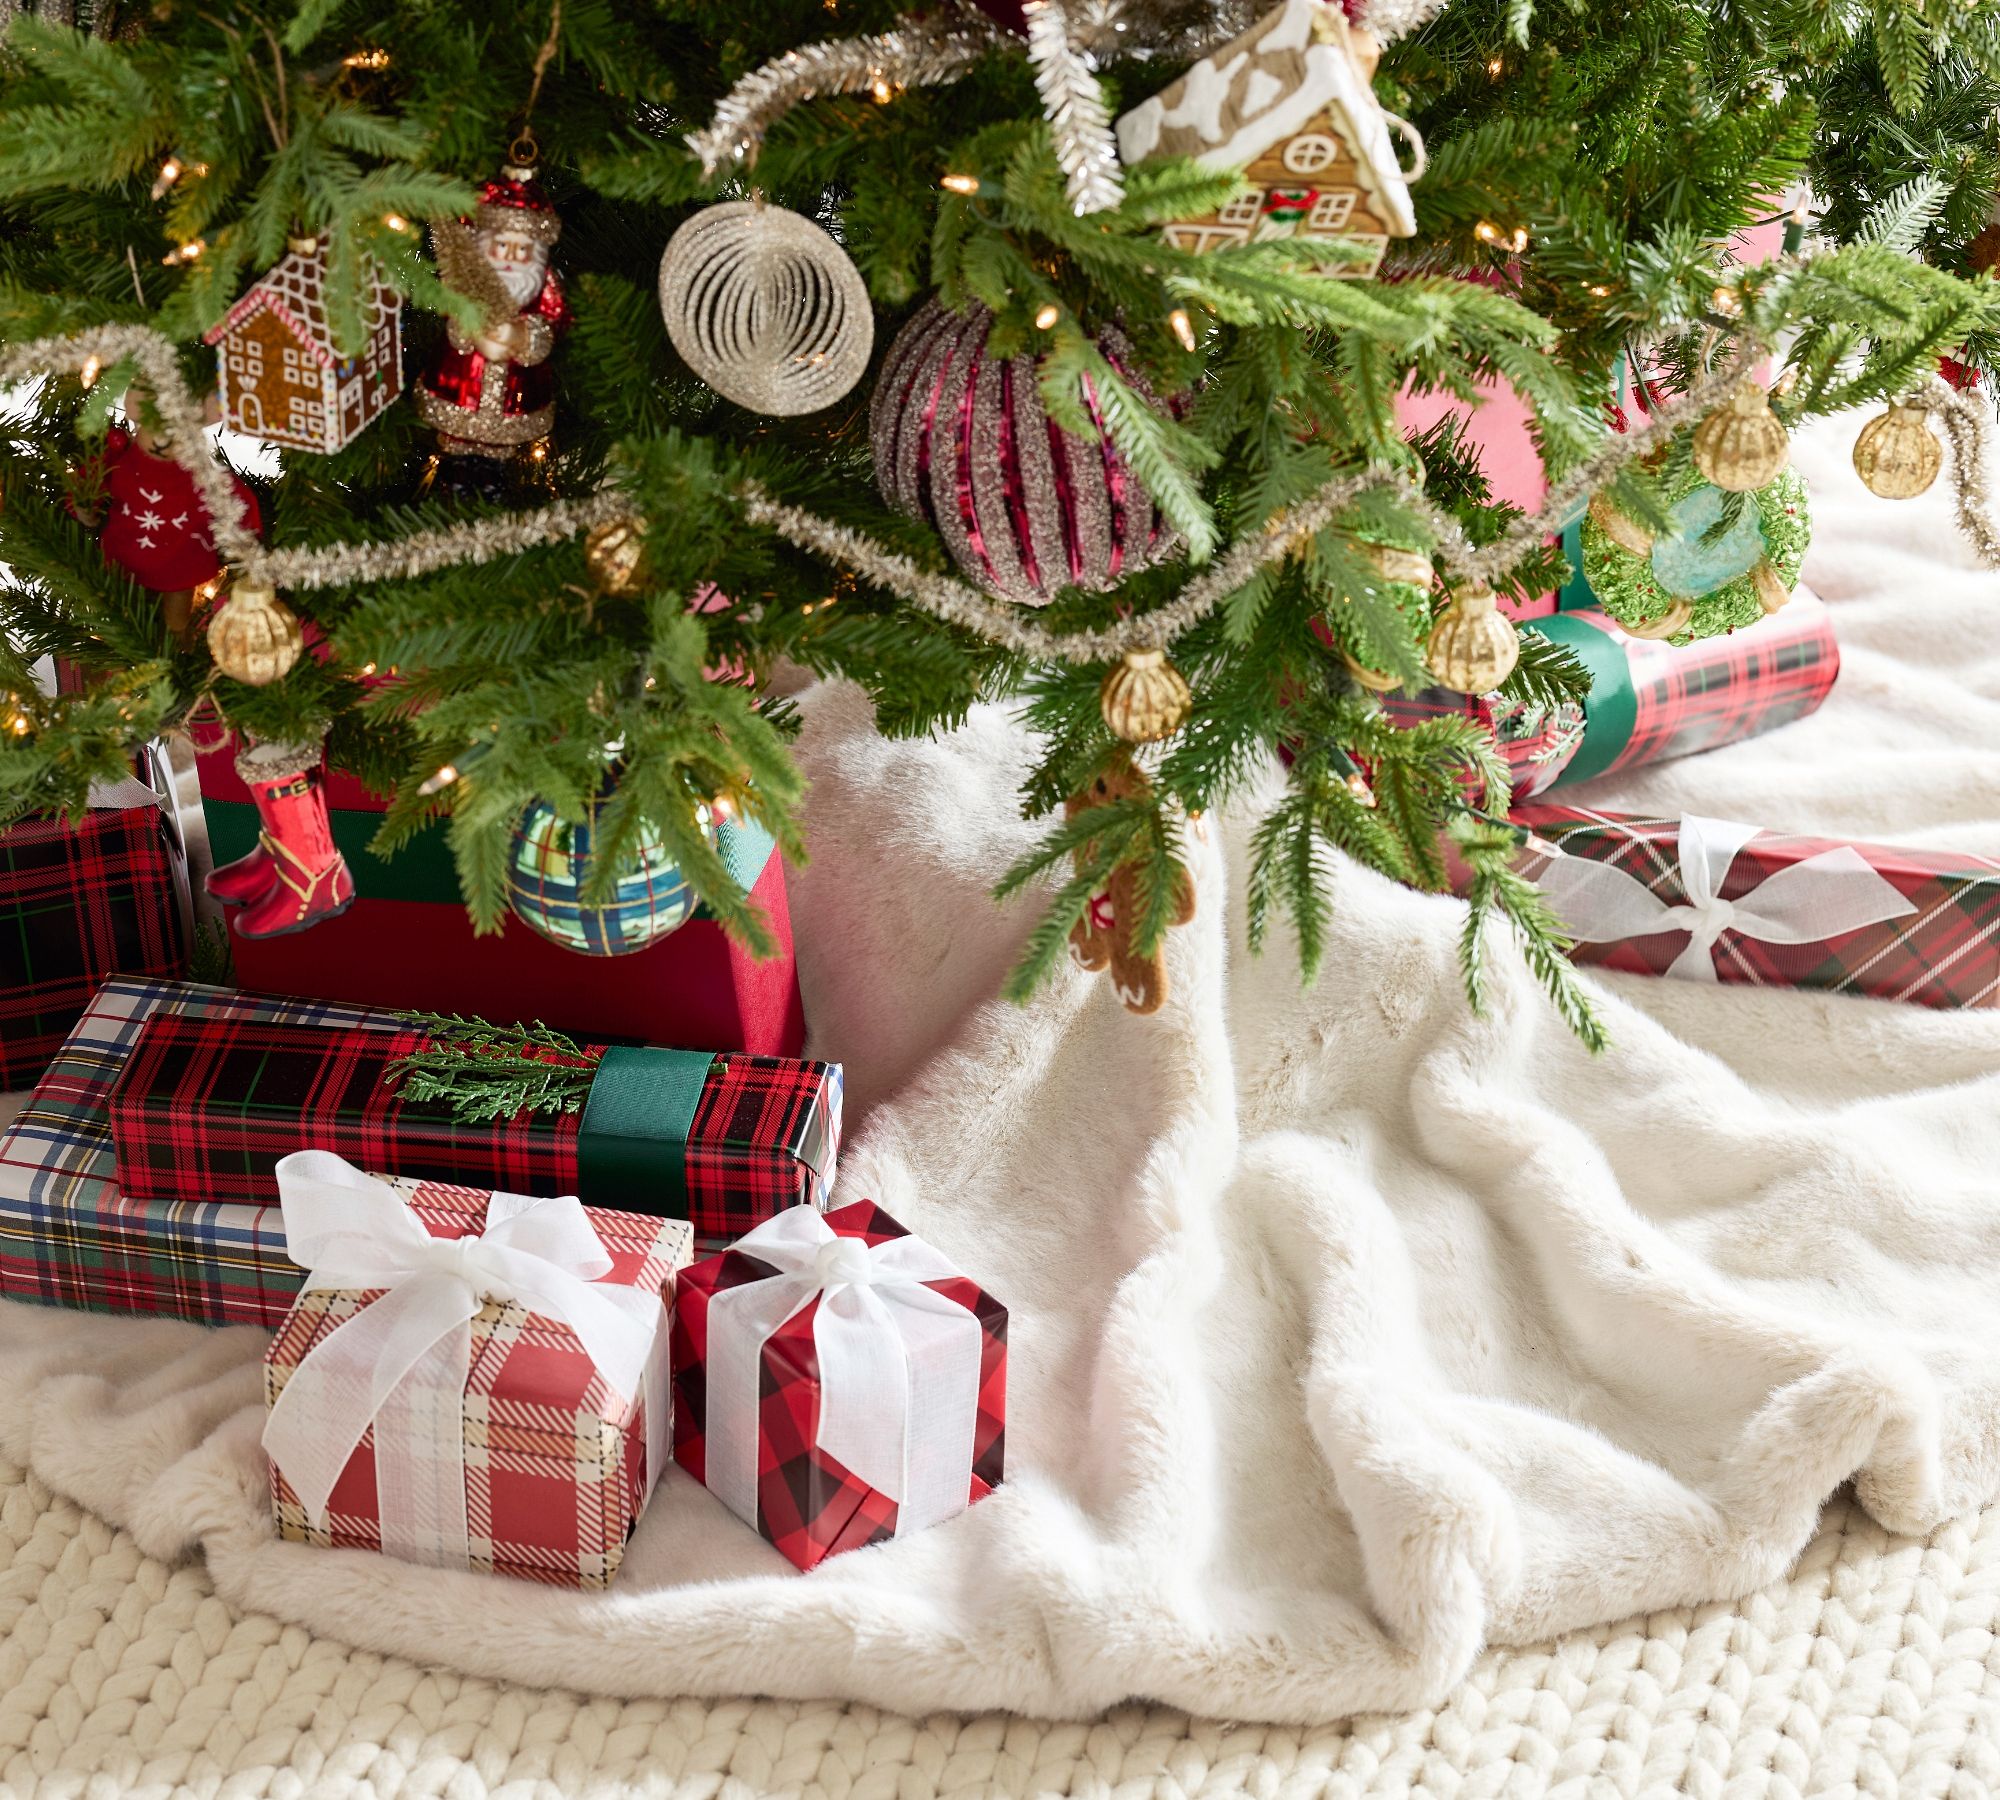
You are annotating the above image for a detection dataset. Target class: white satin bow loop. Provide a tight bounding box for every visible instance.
[1534,813,1919,982]
[704,1206,983,1543]
[262,1151,661,1566]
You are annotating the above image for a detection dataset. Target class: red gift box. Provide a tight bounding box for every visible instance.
[1385,588,1839,801]
[0,806,189,1090]
[108,1009,842,1252]
[1514,804,2000,1009]
[671,1200,1006,1571]
[264,1164,692,1589]
[194,731,804,1055]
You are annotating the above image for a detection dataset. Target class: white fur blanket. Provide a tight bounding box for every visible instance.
[2,422,1997,1726]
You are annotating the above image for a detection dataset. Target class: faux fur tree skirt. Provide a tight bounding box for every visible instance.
[0,423,1996,1726]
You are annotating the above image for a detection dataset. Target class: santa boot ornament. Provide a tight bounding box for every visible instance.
[225,740,355,937]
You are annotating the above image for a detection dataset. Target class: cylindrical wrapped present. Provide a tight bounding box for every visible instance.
[1382,584,1838,801]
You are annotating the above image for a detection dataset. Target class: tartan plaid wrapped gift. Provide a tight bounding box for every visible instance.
[1514,804,2000,1009]
[263,1152,691,1589]
[1383,588,1839,802]
[672,1201,1006,1571]
[0,806,188,1091]
[107,1011,841,1253]
[0,978,404,1325]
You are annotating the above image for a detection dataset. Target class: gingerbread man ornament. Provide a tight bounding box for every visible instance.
[1065,755,1197,1015]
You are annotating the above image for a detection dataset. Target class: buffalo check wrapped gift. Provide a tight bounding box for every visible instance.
[0,805,189,1090]
[106,1011,842,1254]
[1515,805,2000,1009]
[672,1202,1007,1572]
[1384,589,1839,801]
[263,1152,691,1589]
[0,978,411,1325]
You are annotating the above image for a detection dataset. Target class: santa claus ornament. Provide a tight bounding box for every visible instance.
[415,146,570,467]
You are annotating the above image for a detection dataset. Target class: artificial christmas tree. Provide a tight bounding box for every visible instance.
[1,0,1998,1050]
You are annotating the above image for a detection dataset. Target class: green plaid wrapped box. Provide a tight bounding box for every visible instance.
[1515,805,2000,1010]
[0,808,189,1091]
[0,978,401,1325]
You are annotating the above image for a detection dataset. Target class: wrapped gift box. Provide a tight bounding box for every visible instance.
[0,978,415,1324]
[108,1009,841,1250]
[1385,588,1838,801]
[672,1201,1007,1571]
[1515,804,2000,1009]
[194,729,805,1055]
[264,1155,691,1589]
[0,806,188,1090]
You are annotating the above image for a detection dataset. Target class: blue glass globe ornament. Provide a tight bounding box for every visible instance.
[504,784,708,956]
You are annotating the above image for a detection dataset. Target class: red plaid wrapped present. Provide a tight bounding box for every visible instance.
[195,725,805,1055]
[0,806,188,1090]
[672,1201,1006,1571]
[1515,804,2000,1009]
[263,1153,691,1589]
[1383,588,1838,801]
[107,1011,841,1253]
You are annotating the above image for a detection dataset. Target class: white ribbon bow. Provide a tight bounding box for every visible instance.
[705,1206,984,1543]
[1534,813,1919,982]
[262,1151,664,1569]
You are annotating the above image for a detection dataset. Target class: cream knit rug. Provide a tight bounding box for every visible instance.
[6,1451,1998,1796]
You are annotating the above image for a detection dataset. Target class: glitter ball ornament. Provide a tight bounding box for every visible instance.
[207,582,303,686]
[871,298,1174,606]
[584,515,648,594]
[1852,403,1943,500]
[505,780,707,956]
[1582,468,1810,644]
[1100,647,1192,742]
[1426,583,1518,693]
[1339,535,1434,692]
[1692,382,1790,492]
[659,201,874,416]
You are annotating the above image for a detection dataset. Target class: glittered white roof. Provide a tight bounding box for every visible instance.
[203,244,397,365]
[1115,0,1416,238]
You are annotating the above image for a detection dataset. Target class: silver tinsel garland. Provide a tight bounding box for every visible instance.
[685,4,1007,178]
[6,320,1994,675]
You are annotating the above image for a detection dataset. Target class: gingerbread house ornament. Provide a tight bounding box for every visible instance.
[203,238,403,453]
[1114,0,1417,279]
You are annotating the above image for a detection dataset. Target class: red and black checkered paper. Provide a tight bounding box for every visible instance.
[107,1012,841,1252]
[671,1199,1007,1572]
[266,1176,691,1589]
[1384,595,1839,802]
[0,808,187,1090]
[1515,804,2000,1010]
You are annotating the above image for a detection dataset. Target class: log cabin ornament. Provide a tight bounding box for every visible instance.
[204,237,403,453]
[1113,0,1419,278]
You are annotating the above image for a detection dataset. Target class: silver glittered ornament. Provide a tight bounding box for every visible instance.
[870,298,1175,606]
[658,200,874,416]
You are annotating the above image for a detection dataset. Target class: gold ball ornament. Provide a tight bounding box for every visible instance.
[1425,583,1520,693]
[584,516,648,595]
[207,582,303,686]
[1692,383,1790,492]
[1852,404,1943,500]
[1100,648,1192,743]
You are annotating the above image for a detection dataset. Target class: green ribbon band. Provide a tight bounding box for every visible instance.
[201,803,777,913]
[1529,610,1637,787]
[576,1044,716,1219]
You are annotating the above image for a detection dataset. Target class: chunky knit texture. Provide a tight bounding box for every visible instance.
[4,1454,1998,1796]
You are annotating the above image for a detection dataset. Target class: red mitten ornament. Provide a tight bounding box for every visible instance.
[95,427,260,592]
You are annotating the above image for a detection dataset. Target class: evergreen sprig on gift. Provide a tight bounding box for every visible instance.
[385,1012,602,1122]
[2,0,1996,1045]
